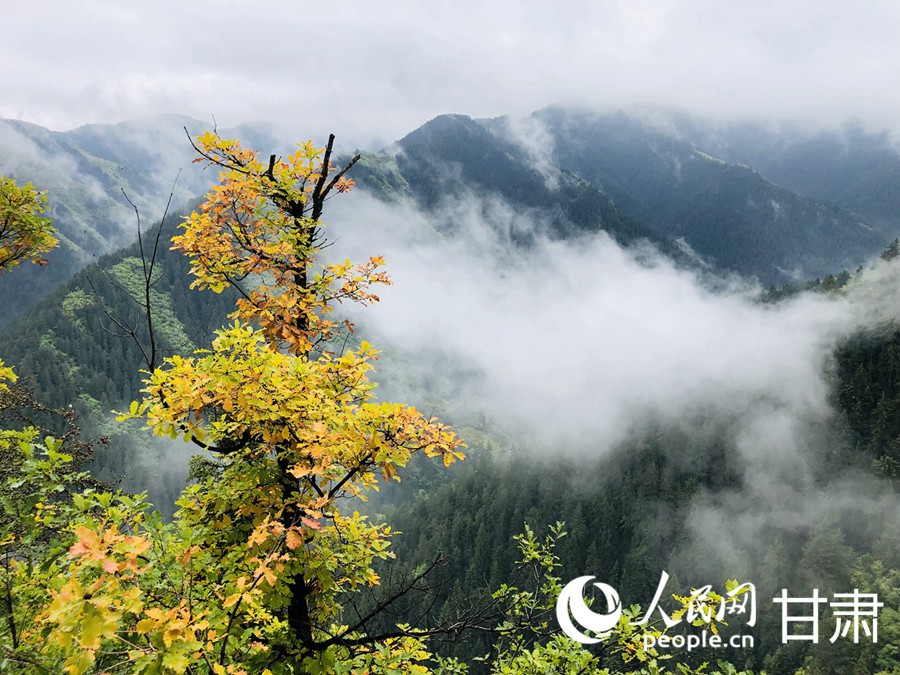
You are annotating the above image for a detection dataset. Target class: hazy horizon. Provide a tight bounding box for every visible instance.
[5,1,900,148]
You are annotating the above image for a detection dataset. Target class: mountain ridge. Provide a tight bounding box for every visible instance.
[4,106,900,323]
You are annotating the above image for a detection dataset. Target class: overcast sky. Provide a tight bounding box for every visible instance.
[4,0,900,146]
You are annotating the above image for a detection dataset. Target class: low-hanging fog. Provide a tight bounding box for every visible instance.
[327,186,900,579]
[330,190,884,450]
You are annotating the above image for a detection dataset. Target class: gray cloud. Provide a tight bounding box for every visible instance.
[329,190,872,450]
[5,1,900,144]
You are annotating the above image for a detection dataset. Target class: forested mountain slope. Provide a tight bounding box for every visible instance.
[350,108,892,284]
[0,211,238,510]
[530,108,887,281]
[673,116,900,231]
[364,113,664,245]
[0,117,200,325]
[0,116,284,325]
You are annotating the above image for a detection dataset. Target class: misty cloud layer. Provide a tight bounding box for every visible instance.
[0,118,205,253]
[6,1,900,145]
[331,190,876,450]
[328,187,900,580]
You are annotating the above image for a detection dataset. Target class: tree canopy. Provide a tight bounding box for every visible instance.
[0,174,57,274]
[0,133,469,674]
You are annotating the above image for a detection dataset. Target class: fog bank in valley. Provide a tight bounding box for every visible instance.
[329,188,900,577]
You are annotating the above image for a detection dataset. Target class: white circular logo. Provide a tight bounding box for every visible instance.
[555,576,622,644]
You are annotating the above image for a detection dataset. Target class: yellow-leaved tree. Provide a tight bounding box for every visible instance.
[0,134,465,674]
[0,174,57,274]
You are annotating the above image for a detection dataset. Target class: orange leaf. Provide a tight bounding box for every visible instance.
[285,529,303,550]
